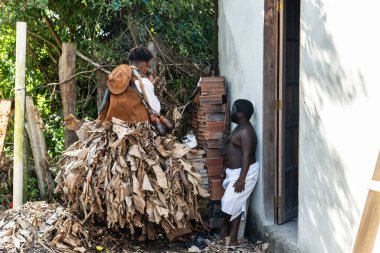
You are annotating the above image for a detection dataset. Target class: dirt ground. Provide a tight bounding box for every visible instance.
[0,206,268,253]
[72,228,268,253]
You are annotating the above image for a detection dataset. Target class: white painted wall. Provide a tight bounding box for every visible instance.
[218,0,265,233]
[299,0,380,252]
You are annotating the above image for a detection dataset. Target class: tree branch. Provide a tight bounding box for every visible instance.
[43,14,62,49]
[46,65,110,87]
[28,30,60,53]
[76,51,111,75]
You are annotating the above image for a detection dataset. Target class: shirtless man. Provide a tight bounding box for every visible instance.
[220,99,259,246]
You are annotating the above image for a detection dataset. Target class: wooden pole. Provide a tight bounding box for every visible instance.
[25,96,54,199]
[13,22,27,209]
[352,151,380,253]
[0,100,12,161]
[23,130,29,203]
[59,43,77,148]
[96,70,107,110]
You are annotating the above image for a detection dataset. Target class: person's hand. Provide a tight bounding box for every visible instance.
[233,179,245,193]
[148,75,159,85]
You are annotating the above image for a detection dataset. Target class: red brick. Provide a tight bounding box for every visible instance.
[205,158,224,167]
[201,87,226,96]
[199,95,227,105]
[209,177,225,200]
[206,148,223,158]
[199,104,227,113]
[207,166,224,177]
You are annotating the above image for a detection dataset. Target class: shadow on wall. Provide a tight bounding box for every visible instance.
[300,0,366,252]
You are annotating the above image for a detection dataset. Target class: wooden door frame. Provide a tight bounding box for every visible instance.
[262,0,279,225]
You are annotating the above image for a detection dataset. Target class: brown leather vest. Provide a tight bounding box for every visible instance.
[98,86,149,123]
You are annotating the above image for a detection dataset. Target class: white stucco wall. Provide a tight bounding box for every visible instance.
[299,1,380,252]
[218,0,265,232]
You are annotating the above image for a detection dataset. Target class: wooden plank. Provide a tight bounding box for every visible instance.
[352,152,380,253]
[262,0,279,225]
[277,0,286,224]
[167,226,192,241]
[25,96,54,200]
[188,148,206,155]
[0,100,12,161]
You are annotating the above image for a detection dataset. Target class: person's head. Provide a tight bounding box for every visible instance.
[230,99,254,123]
[128,47,154,75]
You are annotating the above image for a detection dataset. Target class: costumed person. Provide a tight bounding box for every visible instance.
[128,46,161,115]
[55,47,208,241]
[219,99,259,246]
[98,46,160,123]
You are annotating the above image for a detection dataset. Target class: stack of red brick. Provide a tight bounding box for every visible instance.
[192,76,228,202]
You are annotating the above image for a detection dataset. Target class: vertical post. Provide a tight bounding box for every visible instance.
[263,0,279,226]
[25,96,54,199]
[213,0,219,76]
[23,131,29,203]
[13,22,27,209]
[96,70,107,110]
[352,152,380,253]
[0,99,12,161]
[59,43,77,148]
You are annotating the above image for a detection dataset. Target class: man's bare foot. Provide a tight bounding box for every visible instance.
[224,236,229,246]
[229,238,238,246]
[219,227,228,241]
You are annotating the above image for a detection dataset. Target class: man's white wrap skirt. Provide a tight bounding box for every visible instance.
[221,162,259,221]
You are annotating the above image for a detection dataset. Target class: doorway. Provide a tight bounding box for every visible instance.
[276,0,300,224]
[262,0,300,226]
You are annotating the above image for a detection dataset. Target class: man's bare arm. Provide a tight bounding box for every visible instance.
[233,128,254,192]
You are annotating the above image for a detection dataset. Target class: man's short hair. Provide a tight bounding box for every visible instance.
[128,47,153,62]
[234,99,254,119]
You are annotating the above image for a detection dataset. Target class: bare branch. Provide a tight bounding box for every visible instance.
[28,30,60,55]
[76,51,111,75]
[43,14,62,49]
[46,65,110,87]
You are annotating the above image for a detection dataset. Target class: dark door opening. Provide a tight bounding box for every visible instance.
[277,0,300,224]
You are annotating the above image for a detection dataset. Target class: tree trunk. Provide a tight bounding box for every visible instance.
[59,43,77,148]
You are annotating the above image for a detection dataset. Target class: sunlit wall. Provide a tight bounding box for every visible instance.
[299,0,380,252]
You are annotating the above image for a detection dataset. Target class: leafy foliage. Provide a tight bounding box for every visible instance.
[0,0,216,200]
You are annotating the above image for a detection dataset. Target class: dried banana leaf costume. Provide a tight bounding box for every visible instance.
[56,65,209,240]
